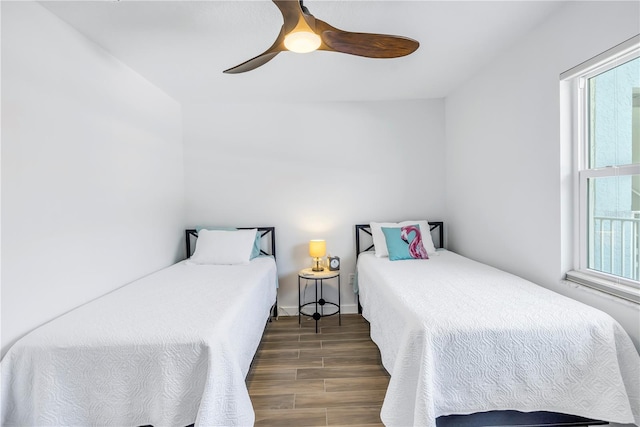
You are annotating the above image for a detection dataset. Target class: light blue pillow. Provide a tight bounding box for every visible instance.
[196,227,261,259]
[250,233,262,259]
[381,225,429,261]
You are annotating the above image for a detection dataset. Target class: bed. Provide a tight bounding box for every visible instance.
[355,222,640,427]
[1,227,278,427]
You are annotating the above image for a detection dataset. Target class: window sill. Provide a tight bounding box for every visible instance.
[565,270,640,304]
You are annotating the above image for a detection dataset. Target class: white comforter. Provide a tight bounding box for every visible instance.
[1,256,278,427]
[357,251,640,427]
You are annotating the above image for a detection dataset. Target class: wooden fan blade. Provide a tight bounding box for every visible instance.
[316,19,419,58]
[272,0,304,34]
[223,51,281,74]
[223,27,286,74]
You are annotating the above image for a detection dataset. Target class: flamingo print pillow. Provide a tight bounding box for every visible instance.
[381,225,429,261]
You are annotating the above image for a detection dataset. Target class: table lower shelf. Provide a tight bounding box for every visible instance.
[300,300,340,320]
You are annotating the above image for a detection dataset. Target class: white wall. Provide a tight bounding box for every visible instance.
[1,2,184,356]
[445,1,640,349]
[183,100,446,314]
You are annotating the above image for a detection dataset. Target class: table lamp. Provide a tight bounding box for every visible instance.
[309,239,326,272]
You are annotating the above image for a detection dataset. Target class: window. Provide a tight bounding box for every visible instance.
[562,36,640,303]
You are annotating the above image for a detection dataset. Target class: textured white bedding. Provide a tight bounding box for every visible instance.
[1,256,278,427]
[357,251,640,427]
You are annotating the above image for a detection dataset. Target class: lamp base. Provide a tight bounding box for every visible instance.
[312,257,324,272]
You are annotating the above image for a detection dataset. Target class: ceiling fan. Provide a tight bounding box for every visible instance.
[223,0,419,74]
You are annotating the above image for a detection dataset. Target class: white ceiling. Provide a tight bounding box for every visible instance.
[41,0,564,103]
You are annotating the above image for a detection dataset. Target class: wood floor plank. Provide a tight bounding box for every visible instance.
[324,377,390,393]
[261,334,301,343]
[273,316,300,323]
[260,340,322,350]
[299,319,322,329]
[323,356,382,368]
[296,365,389,380]
[254,408,327,427]
[263,327,318,336]
[329,424,384,427]
[249,379,325,396]
[299,347,379,359]
[321,340,378,350]
[246,368,297,382]
[251,393,295,410]
[299,315,368,328]
[254,349,300,360]
[295,390,386,409]
[323,314,369,326]
[327,407,383,425]
[299,331,372,342]
[320,324,370,334]
[252,357,323,370]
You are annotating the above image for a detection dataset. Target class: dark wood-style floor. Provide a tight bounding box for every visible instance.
[246,314,389,427]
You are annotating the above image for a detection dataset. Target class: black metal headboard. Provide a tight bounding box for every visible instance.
[355,222,444,256]
[185,227,276,260]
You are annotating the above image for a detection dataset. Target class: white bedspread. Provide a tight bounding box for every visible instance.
[357,251,640,427]
[1,256,278,427]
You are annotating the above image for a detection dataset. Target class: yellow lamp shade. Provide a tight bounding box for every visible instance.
[309,240,326,258]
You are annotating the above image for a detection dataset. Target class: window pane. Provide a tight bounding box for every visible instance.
[588,174,640,281]
[588,57,640,168]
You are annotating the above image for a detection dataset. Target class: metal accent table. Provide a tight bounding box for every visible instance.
[298,268,341,333]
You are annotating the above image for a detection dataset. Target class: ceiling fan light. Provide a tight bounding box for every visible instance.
[284,31,321,53]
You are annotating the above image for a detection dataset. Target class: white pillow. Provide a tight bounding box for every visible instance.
[189,229,257,265]
[370,220,437,257]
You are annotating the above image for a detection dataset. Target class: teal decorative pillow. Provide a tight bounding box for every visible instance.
[250,233,262,259]
[381,225,429,261]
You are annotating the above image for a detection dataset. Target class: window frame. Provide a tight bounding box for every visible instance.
[561,35,640,304]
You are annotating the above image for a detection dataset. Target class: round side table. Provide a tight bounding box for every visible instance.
[298,268,341,333]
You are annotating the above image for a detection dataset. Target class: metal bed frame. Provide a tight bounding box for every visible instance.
[356,221,444,255]
[185,227,276,259]
[185,227,277,318]
[354,221,607,427]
